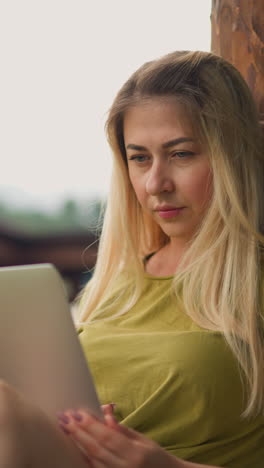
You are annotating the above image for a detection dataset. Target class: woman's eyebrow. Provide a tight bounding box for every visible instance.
[126,137,195,152]
[126,144,148,151]
[162,137,195,148]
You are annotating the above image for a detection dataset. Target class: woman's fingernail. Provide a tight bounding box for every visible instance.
[110,403,117,410]
[57,413,70,424]
[59,423,70,435]
[72,411,83,422]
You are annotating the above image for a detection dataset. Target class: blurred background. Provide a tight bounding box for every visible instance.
[0,0,211,301]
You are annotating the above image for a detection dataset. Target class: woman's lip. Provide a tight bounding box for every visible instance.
[157,207,185,218]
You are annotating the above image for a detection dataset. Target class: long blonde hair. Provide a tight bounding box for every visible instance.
[78,51,264,417]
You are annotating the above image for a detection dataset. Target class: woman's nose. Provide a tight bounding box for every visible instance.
[145,163,174,195]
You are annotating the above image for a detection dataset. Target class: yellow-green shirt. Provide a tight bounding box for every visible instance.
[78,273,264,467]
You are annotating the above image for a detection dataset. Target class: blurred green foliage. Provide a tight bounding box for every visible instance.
[0,198,106,235]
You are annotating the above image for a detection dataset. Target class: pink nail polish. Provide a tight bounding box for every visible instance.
[57,413,70,424]
[72,411,83,422]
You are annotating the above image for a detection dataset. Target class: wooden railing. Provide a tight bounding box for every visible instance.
[0,224,98,301]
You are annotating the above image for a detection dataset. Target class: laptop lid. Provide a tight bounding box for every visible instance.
[0,263,102,419]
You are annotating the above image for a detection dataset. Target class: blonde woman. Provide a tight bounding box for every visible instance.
[0,51,263,468]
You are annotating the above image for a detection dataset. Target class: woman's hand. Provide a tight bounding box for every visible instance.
[57,405,179,467]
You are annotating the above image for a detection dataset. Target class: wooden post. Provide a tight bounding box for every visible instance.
[211,0,264,127]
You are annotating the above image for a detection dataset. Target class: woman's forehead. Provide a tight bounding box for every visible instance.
[123,97,202,143]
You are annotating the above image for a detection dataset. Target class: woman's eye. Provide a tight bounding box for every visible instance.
[128,155,148,163]
[128,152,194,163]
[172,151,194,159]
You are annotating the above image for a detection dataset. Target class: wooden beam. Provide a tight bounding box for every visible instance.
[211,0,264,127]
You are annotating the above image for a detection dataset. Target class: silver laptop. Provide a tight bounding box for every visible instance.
[0,263,102,420]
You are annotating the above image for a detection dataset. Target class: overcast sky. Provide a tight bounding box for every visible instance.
[0,0,212,210]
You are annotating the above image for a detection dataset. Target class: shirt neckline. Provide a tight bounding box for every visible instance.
[143,251,174,280]
[144,272,174,280]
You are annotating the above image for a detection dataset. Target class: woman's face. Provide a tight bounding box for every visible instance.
[123,98,213,243]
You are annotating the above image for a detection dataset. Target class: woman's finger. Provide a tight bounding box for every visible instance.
[62,410,140,459]
[94,406,144,442]
[101,404,115,417]
[103,413,120,431]
[101,405,119,429]
[70,426,122,467]
[107,418,145,442]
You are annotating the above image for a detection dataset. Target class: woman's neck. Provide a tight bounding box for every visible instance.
[145,243,187,276]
